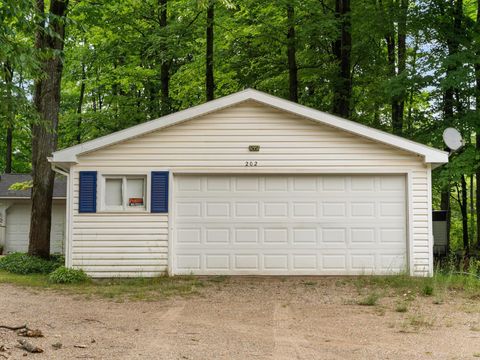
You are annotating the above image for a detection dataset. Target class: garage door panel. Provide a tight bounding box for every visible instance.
[235,202,259,217]
[265,177,288,191]
[263,254,288,270]
[6,203,65,254]
[174,175,407,275]
[351,177,376,191]
[351,202,376,218]
[264,228,288,244]
[350,254,376,271]
[206,254,230,270]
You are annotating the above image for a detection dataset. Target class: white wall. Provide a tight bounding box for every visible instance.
[70,100,432,277]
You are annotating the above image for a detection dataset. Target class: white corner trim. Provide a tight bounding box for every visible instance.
[426,164,434,276]
[406,171,414,276]
[51,88,449,164]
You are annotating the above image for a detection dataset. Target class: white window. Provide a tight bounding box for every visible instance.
[103,176,146,211]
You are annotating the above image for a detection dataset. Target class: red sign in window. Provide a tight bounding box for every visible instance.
[129,198,144,206]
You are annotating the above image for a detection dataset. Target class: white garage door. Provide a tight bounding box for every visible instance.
[5,203,66,254]
[173,175,407,275]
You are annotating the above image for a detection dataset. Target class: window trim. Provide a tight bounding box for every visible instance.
[100,175,148,212]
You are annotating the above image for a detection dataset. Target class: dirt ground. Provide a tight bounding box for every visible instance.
[0,277,479,360]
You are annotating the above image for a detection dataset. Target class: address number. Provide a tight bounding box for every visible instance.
[245,161,258,167]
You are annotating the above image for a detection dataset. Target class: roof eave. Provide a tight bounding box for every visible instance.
[50,88,449,165]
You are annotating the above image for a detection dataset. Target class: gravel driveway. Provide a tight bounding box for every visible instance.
[0,277,479,359]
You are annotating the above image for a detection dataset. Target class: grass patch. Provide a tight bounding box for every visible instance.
[351,270,480,300]
[408,314,434,329]
[207,275,228,283]
[0,271,204,301]
[357,292,381,306]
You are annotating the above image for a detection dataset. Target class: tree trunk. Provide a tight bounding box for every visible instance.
[159,0,170,115]
[76,62,86,144]
[477,134,480,250]
[441,188,451,253]
[384,1,397,131]
[205,1,214,101]
[475,0,480,250]
[3,61,13,174]
[286,3,298,103]
[440,0,463,252]
[29,0,69,259]
[392,0,408,135]
[406,37,419,135]
[461,176,469,255]
[332,0,351,118]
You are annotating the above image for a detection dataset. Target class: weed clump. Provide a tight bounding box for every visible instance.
[357,292,380,306]
[49,266,90,284]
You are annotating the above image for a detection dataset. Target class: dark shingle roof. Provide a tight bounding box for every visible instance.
[0,174,66,199]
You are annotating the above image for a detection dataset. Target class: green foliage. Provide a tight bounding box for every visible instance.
[8,180,32,191]
[422,284,434,296]
[0,253,63,275]
[48,266,90,284]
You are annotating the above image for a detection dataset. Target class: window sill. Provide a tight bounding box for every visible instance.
[97,209,149,214]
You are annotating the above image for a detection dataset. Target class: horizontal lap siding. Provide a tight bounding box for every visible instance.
[411,169,430,275]
[72,174,168,277]
[72,100,431,277]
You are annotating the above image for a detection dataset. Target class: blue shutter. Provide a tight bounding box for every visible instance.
[151,171,169,213]
[79,171,97,213]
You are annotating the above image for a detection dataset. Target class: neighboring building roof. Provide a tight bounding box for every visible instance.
[0,173,66,199]
[50,88,449,165]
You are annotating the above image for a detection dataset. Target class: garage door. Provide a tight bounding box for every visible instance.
[173,175,407,275]
[5,203,66,254]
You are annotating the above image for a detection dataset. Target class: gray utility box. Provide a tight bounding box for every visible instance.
[433,210,449,256]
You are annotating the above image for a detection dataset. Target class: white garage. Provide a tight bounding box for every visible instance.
[174,174,407,275]
[50,89,448,277]
[0,174,66,255]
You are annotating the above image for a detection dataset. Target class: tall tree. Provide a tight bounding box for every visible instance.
[3,62,13,173]
[392,0,408,135]
[332,0,351,118]
[76,62,86,144]
[476,0,480,250]
[159,0,171,114]
[286,2,298,102]
[439,0,464,246]
[206,0,214,101]
[29,0,69,258]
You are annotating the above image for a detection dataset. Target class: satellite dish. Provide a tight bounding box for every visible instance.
[442,128,463,151]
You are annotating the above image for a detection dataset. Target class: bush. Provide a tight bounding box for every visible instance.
[49,266,90,284]
[0,253,63,274]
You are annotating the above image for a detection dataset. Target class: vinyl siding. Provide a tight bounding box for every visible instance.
[71,100,432,277]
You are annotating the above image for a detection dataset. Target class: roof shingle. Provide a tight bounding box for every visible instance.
[0,174,66,199]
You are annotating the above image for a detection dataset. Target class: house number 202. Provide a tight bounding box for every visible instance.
[245,161,258,167]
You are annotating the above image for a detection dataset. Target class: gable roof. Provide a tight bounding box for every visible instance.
[51,88,448,164]
[0,174,66,199]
